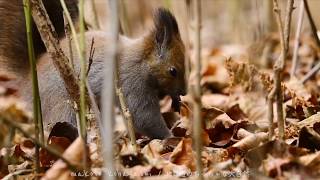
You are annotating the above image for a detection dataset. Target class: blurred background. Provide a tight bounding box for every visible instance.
[85,0,320,48]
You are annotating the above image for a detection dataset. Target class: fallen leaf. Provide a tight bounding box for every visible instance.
[262,154,294,178]
[141,139,164,161]
[42,138,85,180]
[244,140,309,168]
[231,132,268,151]
[205,111,247,147]
[298,126,320,151]
[169,138,196,171]
[40,136,72,168]
[171,117,189,137]
[225,104,248,121]
[201,94,230,110]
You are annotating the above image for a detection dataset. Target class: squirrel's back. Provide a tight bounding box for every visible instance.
[19,31,123,131]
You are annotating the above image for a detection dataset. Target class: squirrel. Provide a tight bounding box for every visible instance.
[1,3,186,140]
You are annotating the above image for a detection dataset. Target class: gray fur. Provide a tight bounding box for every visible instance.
[21,31,172,139]
[119,37,171,139]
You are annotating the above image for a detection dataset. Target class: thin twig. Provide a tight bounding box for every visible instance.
[23,0,44,175]
[115,87,137,151]
[60,0,81,58]
[78,0,88,170]
[0,117,81,172]
[283,0,295,53]
[108,1,137,152]
[269,0,294,141]
[290,0,304,77]
[61,0,101,123]
[101,0,117,179]
[300,60,320,83]
[112,0,137,151]
[268,88,275,140]
[87,38,95,76]
[303,0,320,48]
[2,169,33,180]
[271,0,285,134]
[298,0,320,83]
[274,68,284,140]
[78,0,86,139]
[192,0,204,179]
[30,0,80,103]
[183,0,191,85]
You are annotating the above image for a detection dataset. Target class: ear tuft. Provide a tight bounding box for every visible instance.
[153,8,179,48]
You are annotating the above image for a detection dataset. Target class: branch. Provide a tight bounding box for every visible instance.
[298,0,320,83]
[30,0,80,103]
[23,0,43,174]
[101,0,118,179]
[269,0,294,141]
[115,87,137,151]
[192,0,204,179]
[183,0,191,84]
[87,38,95,76]
[78,0,89,169]
[283,0,295,53]
[300,61,320,83]
[268,88,275,140]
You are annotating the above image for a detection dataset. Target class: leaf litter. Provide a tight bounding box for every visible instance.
[2,33,320,179]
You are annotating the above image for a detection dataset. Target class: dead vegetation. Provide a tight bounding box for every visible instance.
[2,0,320,179]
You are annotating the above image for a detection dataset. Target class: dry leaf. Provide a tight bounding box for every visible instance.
[171,117,189,137]
[262,155,293,178]
[298,127,320,151]
[141,139,164,161]
[225,104,248,121]
[201,94,230,110]
[40,136,72,168]
[42,138,85,180]
[169,138,196,171]
[231,132,268,151]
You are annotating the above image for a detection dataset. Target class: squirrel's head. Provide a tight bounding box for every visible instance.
[145,8,186,98]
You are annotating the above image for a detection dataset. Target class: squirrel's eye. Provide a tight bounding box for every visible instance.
[169,67,177,77]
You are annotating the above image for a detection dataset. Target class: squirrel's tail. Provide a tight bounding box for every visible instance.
[0,0,78,75]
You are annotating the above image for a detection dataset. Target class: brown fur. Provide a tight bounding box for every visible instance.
[0,0,78,75]
[6,8,186,140]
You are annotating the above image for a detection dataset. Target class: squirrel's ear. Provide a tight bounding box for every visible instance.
[153,8,179,49]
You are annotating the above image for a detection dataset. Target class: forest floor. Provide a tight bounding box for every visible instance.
[2,31,320,179]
